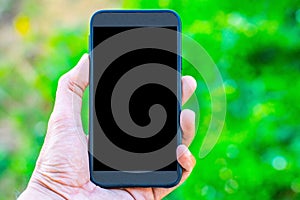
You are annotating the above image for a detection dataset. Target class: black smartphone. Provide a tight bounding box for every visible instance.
[89,10,182,188]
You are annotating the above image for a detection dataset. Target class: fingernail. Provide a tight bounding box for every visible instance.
[184,109,195,125]
[189,76,197,90]
[184,76,197,91]
[177,145,186,158]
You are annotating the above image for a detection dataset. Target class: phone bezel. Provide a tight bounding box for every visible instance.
[89,10,182,188]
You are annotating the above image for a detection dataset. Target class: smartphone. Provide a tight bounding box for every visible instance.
[89,10,182,188]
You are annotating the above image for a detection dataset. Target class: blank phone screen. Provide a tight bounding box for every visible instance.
[92,26,179,171]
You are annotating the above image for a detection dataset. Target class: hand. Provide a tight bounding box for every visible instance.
[18,54,197,200]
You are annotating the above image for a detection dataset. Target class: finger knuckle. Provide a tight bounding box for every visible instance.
[48,112,74,133]
[58,73,84,98]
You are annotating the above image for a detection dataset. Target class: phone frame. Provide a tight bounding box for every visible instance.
[89,10,182,188]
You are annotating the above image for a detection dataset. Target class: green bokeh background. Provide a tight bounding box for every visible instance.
[0,0,300,199]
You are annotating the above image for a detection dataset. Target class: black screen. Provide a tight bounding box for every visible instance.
[92,26,179,171]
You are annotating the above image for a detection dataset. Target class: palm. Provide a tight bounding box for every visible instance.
[35,113,190,199]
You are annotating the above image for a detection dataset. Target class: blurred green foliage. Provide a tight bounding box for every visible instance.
[0,0,299,199]
[122,0,300,199]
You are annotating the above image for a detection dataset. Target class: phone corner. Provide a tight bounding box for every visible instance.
[89,10,108,27]
[174,165,184,186]
[164,9,181,27]
[162,166,183,188]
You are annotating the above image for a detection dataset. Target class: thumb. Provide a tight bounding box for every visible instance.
[51,54,89,127]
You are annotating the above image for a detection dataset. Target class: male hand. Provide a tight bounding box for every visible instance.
[18,54,197,200]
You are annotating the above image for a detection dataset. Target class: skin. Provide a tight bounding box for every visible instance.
[18,54,197,200]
